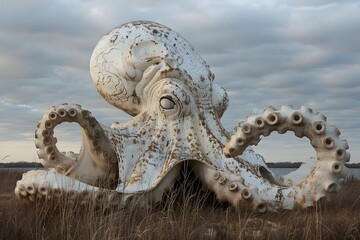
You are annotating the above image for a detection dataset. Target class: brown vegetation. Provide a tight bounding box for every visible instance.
[0,168,359,240]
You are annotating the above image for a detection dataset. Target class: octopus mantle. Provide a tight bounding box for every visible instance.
[16,21,351,213]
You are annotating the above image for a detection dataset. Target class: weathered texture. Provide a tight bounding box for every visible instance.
[15,21,351,212]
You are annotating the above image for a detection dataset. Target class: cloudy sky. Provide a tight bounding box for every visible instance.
[0,0,359,164]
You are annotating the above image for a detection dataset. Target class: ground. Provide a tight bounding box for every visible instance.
[0,168,359,240]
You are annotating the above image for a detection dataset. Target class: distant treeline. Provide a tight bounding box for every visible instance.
[0,162,43,168]
[0,161,359,169]
[267,162,303,168]
[345,163,360,168]
[267,162,360,168]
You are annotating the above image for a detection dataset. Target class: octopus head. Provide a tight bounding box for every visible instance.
[90,21,228,119]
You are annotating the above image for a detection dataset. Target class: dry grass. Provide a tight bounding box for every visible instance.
[0,168,359,240]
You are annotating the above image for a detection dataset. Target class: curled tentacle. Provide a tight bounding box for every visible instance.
[216,105,350,211]
[225,105,350,163]
[14,169,177,209]
[15,170,122,207]
[35,104,118,188]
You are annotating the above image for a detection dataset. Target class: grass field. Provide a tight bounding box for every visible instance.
[0,168,359,240]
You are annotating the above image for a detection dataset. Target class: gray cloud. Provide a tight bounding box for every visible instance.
[280,0,357,7]
[0,0,359,163]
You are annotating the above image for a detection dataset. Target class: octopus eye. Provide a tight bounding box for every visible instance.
[160,97,176,110]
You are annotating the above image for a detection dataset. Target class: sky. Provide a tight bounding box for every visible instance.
[0,0,359,164]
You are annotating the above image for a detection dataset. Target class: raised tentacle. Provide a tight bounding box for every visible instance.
[35,103,118,188]
[209,105,350,212]
[224,105,350,163]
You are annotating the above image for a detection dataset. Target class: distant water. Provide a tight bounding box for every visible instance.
[270,168,360,179]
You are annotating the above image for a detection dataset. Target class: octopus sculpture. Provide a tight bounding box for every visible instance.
[15,21,351,213]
